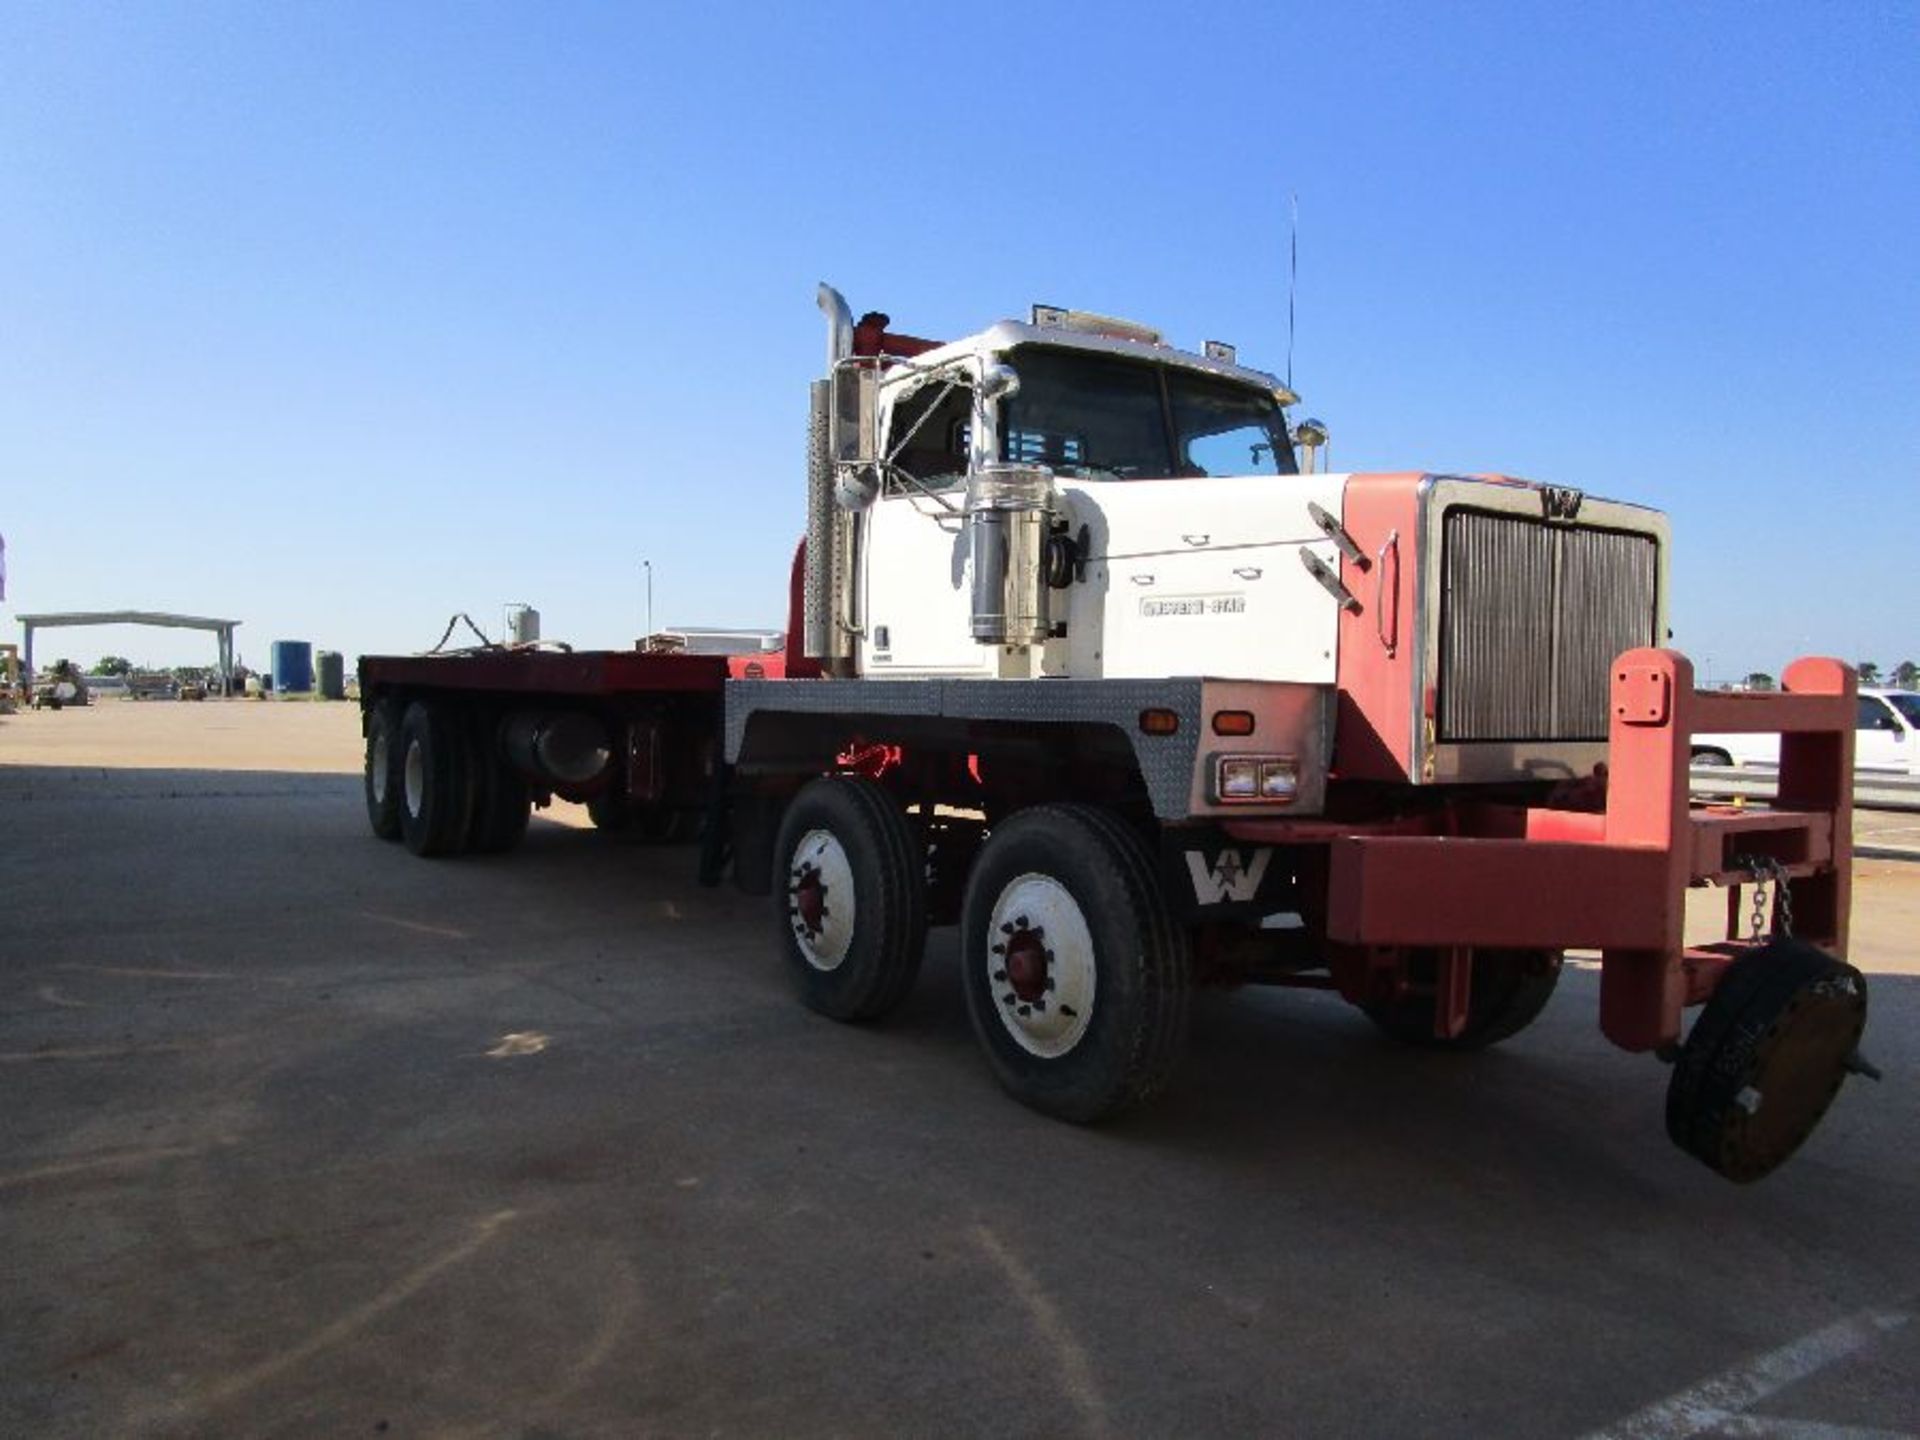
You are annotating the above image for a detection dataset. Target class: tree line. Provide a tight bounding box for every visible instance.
[1739,660,1918,691]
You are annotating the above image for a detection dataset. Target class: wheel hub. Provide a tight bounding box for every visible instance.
[986,875,1097,1059]
[786,828,855,972]
[1003,929,1050,1003]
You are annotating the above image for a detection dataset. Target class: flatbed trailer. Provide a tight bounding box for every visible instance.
[359,642,778,847]
[354,283,1876,1182]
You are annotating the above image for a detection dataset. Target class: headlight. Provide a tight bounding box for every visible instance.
[1214,754,1299,805]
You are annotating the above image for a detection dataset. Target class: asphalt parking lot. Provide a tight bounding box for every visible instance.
[3,703,1917,1439]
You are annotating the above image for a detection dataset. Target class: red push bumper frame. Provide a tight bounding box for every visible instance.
[1227,651,1855,1052]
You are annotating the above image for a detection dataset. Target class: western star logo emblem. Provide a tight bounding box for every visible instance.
[1185,847,1273,904]
[1542,485,1584,520]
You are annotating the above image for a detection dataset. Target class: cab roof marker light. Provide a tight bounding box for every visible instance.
[1203,340,1237,363]
[1029,304,1164,346]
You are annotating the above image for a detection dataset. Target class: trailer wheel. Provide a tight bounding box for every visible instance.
[1667,939,1867,1183]
[773,775,927,1022]
[464,715,530,854]
[363,702,403,841]
[959,805,1191,1123]
[398,701,473,857]
[1363,949,1563,1050]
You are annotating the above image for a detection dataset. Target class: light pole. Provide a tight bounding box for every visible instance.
[643,559,653,640]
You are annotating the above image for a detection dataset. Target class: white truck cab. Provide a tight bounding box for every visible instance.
[835,300,1349,687]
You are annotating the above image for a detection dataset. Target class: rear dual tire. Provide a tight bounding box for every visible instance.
[372,700,528,857]
[364,703,403,841]
[399,701,472,856]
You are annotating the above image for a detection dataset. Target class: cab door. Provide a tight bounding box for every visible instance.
[857,491,988,677]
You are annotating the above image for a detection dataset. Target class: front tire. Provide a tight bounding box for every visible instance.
[773,775,928,1022]
[959,805,1190,1124]
[1363,949,1563,1050]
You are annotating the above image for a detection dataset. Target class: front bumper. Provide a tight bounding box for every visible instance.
[1225,649,1855,1051]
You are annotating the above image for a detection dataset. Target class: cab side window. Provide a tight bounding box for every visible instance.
[1857,697,1900,731]
[885,383,971,493]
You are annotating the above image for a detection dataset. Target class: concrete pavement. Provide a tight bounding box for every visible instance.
[3,703,1916,1438]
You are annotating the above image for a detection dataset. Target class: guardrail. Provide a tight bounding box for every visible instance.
[1690,765,1920,812]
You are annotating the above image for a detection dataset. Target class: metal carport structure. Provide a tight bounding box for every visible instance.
[18,612,241,694]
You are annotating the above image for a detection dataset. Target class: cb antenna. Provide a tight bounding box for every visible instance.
[1286,191,1299,391]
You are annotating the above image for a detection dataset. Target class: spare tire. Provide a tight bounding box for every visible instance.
[1667,939,1867,1182]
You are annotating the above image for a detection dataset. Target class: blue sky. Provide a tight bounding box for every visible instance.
[2,2,1915,681]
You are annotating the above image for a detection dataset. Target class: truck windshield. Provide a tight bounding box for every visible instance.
[998,347,1298,479]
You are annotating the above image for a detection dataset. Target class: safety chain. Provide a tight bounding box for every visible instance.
[1733,853,1795,942]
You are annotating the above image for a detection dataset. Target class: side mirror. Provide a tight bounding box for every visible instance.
[831,363,879,466]
[977,363,1020,403]
[830,363,881,511]
[1291,417,1329,473]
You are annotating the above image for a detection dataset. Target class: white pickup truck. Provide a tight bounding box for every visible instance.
[1693,686,1920,774]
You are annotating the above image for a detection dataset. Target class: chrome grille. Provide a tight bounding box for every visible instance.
[1438,510,1658,742]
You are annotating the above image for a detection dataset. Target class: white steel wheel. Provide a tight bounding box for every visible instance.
[786,828,857,972]
[984,873,1097,1059]
[363,703,403,841]
[770,775,929,1022]
[959,804,1191,1124]
[403,736,425,818]
[371,730,391,806]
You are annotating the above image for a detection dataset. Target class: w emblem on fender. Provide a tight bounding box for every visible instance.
[1184,847,1273,905]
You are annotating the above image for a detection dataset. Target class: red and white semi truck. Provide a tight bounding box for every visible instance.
[358,285,1873,1182]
